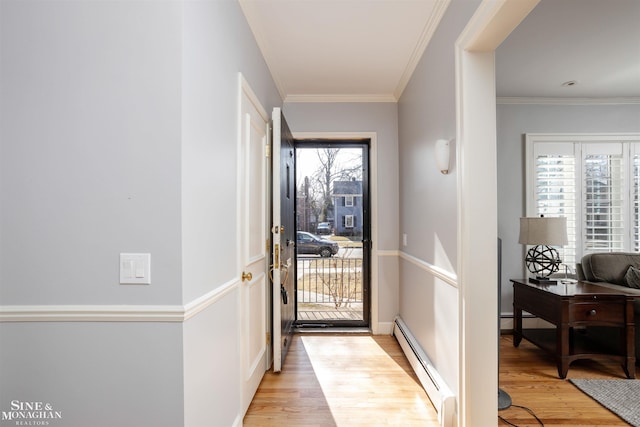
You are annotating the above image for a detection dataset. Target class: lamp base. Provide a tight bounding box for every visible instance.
[498,388,512,410]
[524,245,562,284]
[529,276,557,285]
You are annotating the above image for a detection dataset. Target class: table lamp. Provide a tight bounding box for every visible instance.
[519,216,568,285]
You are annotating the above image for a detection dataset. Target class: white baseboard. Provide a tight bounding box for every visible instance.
[375,321,394,335]
[393,317,455,427]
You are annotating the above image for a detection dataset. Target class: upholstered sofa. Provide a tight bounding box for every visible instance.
[576,252,640,359]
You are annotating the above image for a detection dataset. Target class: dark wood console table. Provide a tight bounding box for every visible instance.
[511,279,635,379]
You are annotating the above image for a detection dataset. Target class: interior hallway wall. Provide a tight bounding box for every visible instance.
[181,1,281,425]
[0,1,281,426]
[397,0,482,397]
[283,102,400,330]
[0,3,185,424]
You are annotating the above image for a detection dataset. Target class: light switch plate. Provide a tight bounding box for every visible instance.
[120,253,151,285]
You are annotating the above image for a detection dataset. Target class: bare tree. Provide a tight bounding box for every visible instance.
[316,247,361,309]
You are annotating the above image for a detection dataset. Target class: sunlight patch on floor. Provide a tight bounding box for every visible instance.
[300,335,440,426]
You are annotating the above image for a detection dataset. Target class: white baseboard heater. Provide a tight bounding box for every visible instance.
[393,317,455,427]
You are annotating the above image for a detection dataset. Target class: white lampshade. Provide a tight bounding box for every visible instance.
[435,139,450,174]
[519,216,568,246]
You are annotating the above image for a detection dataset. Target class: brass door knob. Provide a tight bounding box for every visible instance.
[242,271,253,282]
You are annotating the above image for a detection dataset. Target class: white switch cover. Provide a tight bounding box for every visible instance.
[120,253,151,285]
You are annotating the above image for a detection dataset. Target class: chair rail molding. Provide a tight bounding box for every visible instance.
[0,277,239,322]
[400,251,458,288]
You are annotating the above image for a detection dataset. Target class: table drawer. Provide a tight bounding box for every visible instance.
[569,300,625,323]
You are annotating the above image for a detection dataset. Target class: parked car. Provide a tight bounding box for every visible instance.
[316,222,332,235]
[296,231,339,257]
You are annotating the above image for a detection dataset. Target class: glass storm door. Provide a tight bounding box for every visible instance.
[294,141,370,328]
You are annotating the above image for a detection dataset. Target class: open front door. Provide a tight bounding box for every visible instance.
[271,107,296,372]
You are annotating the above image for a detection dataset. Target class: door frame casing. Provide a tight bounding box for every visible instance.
[454,1,539,424]
[293,132,380,333]
[293,139,371,328]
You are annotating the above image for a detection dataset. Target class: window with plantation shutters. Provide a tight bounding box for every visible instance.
[533,148,577,266]
[583,144,625,253]
[526,134,640,271]
[634,153,640,252]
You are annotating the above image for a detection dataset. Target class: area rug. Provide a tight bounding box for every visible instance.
[570,379,640,427]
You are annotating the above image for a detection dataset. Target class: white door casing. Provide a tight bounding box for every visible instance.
[455,1,539,425]
[238,74,269,415]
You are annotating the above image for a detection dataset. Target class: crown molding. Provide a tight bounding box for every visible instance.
[497,96,640,105]
[394,0,451,99]
[0,278,239,322]
[238,0,288,101]
[285,93,398,103]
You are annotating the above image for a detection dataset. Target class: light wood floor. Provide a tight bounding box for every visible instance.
[244,333,632,427]
[243,334,439,426]
[499,334,630,427]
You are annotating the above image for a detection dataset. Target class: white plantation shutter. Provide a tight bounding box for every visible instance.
[633,148,640,251]
[532,143,577,266]
[582,143,625,253]
[526,135,640,271]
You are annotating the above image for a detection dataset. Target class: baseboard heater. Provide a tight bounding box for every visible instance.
[393,317,455,427]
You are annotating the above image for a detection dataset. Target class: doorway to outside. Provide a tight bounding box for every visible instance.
[294,139,370,328]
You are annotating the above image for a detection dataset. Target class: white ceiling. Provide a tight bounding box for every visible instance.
[496,0,640,99]
[239,0,448,102]
[239,0,640,103]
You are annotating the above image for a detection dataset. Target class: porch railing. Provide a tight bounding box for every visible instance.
[296,256,363,308]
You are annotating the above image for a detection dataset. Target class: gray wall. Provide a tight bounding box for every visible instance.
[497,103,640,316]
[282,102,400,324]
[397,0,482,396]
[182,0,282,304]
[0,1,281,426]
[0,322,184,426]
[0,0,183,307]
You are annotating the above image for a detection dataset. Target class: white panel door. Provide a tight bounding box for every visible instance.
[238,76,269,414]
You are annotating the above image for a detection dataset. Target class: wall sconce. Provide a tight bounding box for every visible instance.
[435,139,450,174]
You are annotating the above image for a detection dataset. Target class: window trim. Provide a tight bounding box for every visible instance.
[345,214,354,228]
